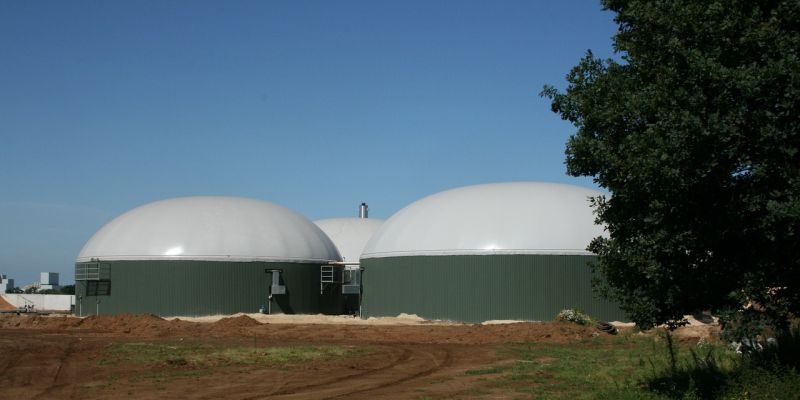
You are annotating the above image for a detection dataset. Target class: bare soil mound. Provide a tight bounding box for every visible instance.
[0,314,81,329]
[0,313,201,336]
[77,313,167,333]
[214,314,261,327]
[84,314,202,336]
[232,321,603,345]
[0,314,606,344]
[209,314,262,335]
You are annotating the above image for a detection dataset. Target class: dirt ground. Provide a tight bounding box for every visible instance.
[0,313,718,399]
[0,296,16,311]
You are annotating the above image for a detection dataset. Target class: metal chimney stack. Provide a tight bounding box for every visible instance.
[359,203,369,219]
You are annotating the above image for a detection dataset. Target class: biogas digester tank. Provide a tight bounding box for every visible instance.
[359,182,627,323]
[75,196,342,316]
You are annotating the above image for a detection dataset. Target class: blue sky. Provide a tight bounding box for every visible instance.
[0,1,617,285]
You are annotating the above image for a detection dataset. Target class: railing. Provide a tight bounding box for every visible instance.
[18,294,35,311]
[320,265,342,294]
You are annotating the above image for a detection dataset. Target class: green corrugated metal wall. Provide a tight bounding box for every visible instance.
[74,260,342,316]
[361,254,628,323]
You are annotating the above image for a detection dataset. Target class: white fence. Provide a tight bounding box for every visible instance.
[1,294,75,312]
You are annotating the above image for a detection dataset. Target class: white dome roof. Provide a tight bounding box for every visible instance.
[314,218,385,263]
[361,182,607,259]
[77,196,341,263]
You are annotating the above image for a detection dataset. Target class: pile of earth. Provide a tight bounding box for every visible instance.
[0,312,717,344]
[209,315,262,334]
[78,314,198,336]
[0,313,270,338]
[0,313,189,336]
[252,321,606,345]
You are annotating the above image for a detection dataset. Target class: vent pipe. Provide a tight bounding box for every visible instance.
[359,203,369,219]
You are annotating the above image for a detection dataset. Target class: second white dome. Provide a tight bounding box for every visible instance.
[361,182,607,259]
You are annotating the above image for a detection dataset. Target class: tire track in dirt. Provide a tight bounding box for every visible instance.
[0,340,23,384]
[267,345,452,400]
[327,345,453,399]
[230,346,411,400]
[32,337,78,400]
[0,337,49,391]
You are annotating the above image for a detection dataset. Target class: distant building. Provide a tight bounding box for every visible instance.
[0,275,15,293]
[39,272,60,291]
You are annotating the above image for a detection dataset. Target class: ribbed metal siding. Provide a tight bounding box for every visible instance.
[74,260,342,316]
[361,255,628,323]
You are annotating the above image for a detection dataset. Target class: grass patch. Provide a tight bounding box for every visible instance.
[465,366,506,376]
[489,331,800,399]
[92,341,371,389]
[102,342,368,368]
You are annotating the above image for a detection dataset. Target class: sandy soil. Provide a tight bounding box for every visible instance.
[167,312,639,327]
[0,296,17,311]
[166,312,453,326]
[0,313,720,399]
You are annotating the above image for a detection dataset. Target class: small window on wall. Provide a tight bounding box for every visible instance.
[86,280,111,296]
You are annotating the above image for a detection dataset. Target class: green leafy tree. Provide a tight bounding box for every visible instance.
[542,0,799,335]
[60,285,75,295]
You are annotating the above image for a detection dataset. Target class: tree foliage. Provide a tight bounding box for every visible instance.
[543,0,800,334]
[33,286,75,295]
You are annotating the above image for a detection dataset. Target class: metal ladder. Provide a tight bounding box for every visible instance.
[320,266,336,294]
